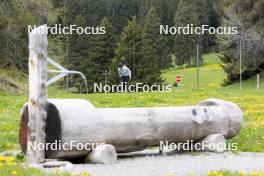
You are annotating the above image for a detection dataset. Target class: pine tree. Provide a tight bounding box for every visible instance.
[82,17,115,89]
[0,0,53,69]
[155,0,179,62]
[219,0,264,85]
[109,17,144,84]
[66,15,91,90]
[145,6,172,69]
[141,7,164,84]
[174,0,202,67]
[109,15,164,86]
[196,0,220,50]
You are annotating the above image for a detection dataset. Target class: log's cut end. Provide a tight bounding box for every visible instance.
[198,98,243,139]
[19,102,62,158]
[19,99,95,159]
[84,144,117,164]
[198,134,226,153]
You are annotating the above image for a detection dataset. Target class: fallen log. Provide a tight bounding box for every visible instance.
[19,98,243,160]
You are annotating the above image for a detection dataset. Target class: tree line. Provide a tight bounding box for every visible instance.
[0,0,263,90]
[218,0,264,85]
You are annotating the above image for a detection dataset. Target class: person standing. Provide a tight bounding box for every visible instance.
[118,62,131,85]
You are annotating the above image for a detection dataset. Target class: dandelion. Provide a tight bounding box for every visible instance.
[207,171,224,176]
[249,171,259,176]
[12,170,17,175]
[238,171,245,176]
[81,172,90,176]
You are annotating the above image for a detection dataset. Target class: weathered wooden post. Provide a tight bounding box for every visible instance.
[27,25,48,163]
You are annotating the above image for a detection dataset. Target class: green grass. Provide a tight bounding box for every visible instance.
[163,53,225,90]
[0,53,264,175]
[206,170,264,176]
[0,67,28,94]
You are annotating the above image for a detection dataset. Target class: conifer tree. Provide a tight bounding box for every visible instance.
[109,17,143,84]
[83,17,115,89]
[141,7,163,84]
[219,0,264,84]
[66,15,91,90]
[174,0,202,67]
[110,15,164,86]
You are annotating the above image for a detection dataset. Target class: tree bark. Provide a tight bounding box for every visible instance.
[20,98,243,160]
[27,25,48,163]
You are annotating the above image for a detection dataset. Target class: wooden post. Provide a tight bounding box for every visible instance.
[27,25,48,163]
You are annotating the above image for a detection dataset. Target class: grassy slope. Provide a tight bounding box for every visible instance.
[0,67,28,94]
[0,53,264,175]
[1,53,264,152]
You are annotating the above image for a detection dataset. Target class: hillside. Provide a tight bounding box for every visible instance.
[0,53,264,176]
[0,53,264,154]
[2,53,263,95]
[0,68,27,94]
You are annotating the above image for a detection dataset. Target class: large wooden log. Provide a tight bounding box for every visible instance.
[19,98,242,159]
[27,25,48,163]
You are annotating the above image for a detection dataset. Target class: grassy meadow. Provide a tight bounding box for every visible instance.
[0,53,264,175]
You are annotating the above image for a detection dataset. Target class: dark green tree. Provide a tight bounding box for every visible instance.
[66,15,90,91]
[110,15,164,86]
[219,0,264,84]
[196,0,220,50]
[145,6,172,69]
[82,17,116,89]
[0,0,53,70]
[174,0,202,67]
[109,17,143,84]
[141,7,164,84]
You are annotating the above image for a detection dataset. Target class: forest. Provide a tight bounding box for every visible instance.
[0,0,263,90]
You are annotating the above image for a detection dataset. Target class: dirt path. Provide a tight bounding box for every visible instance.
[61,150,264,176]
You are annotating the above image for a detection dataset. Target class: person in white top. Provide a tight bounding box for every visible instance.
[118,62,131,84]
